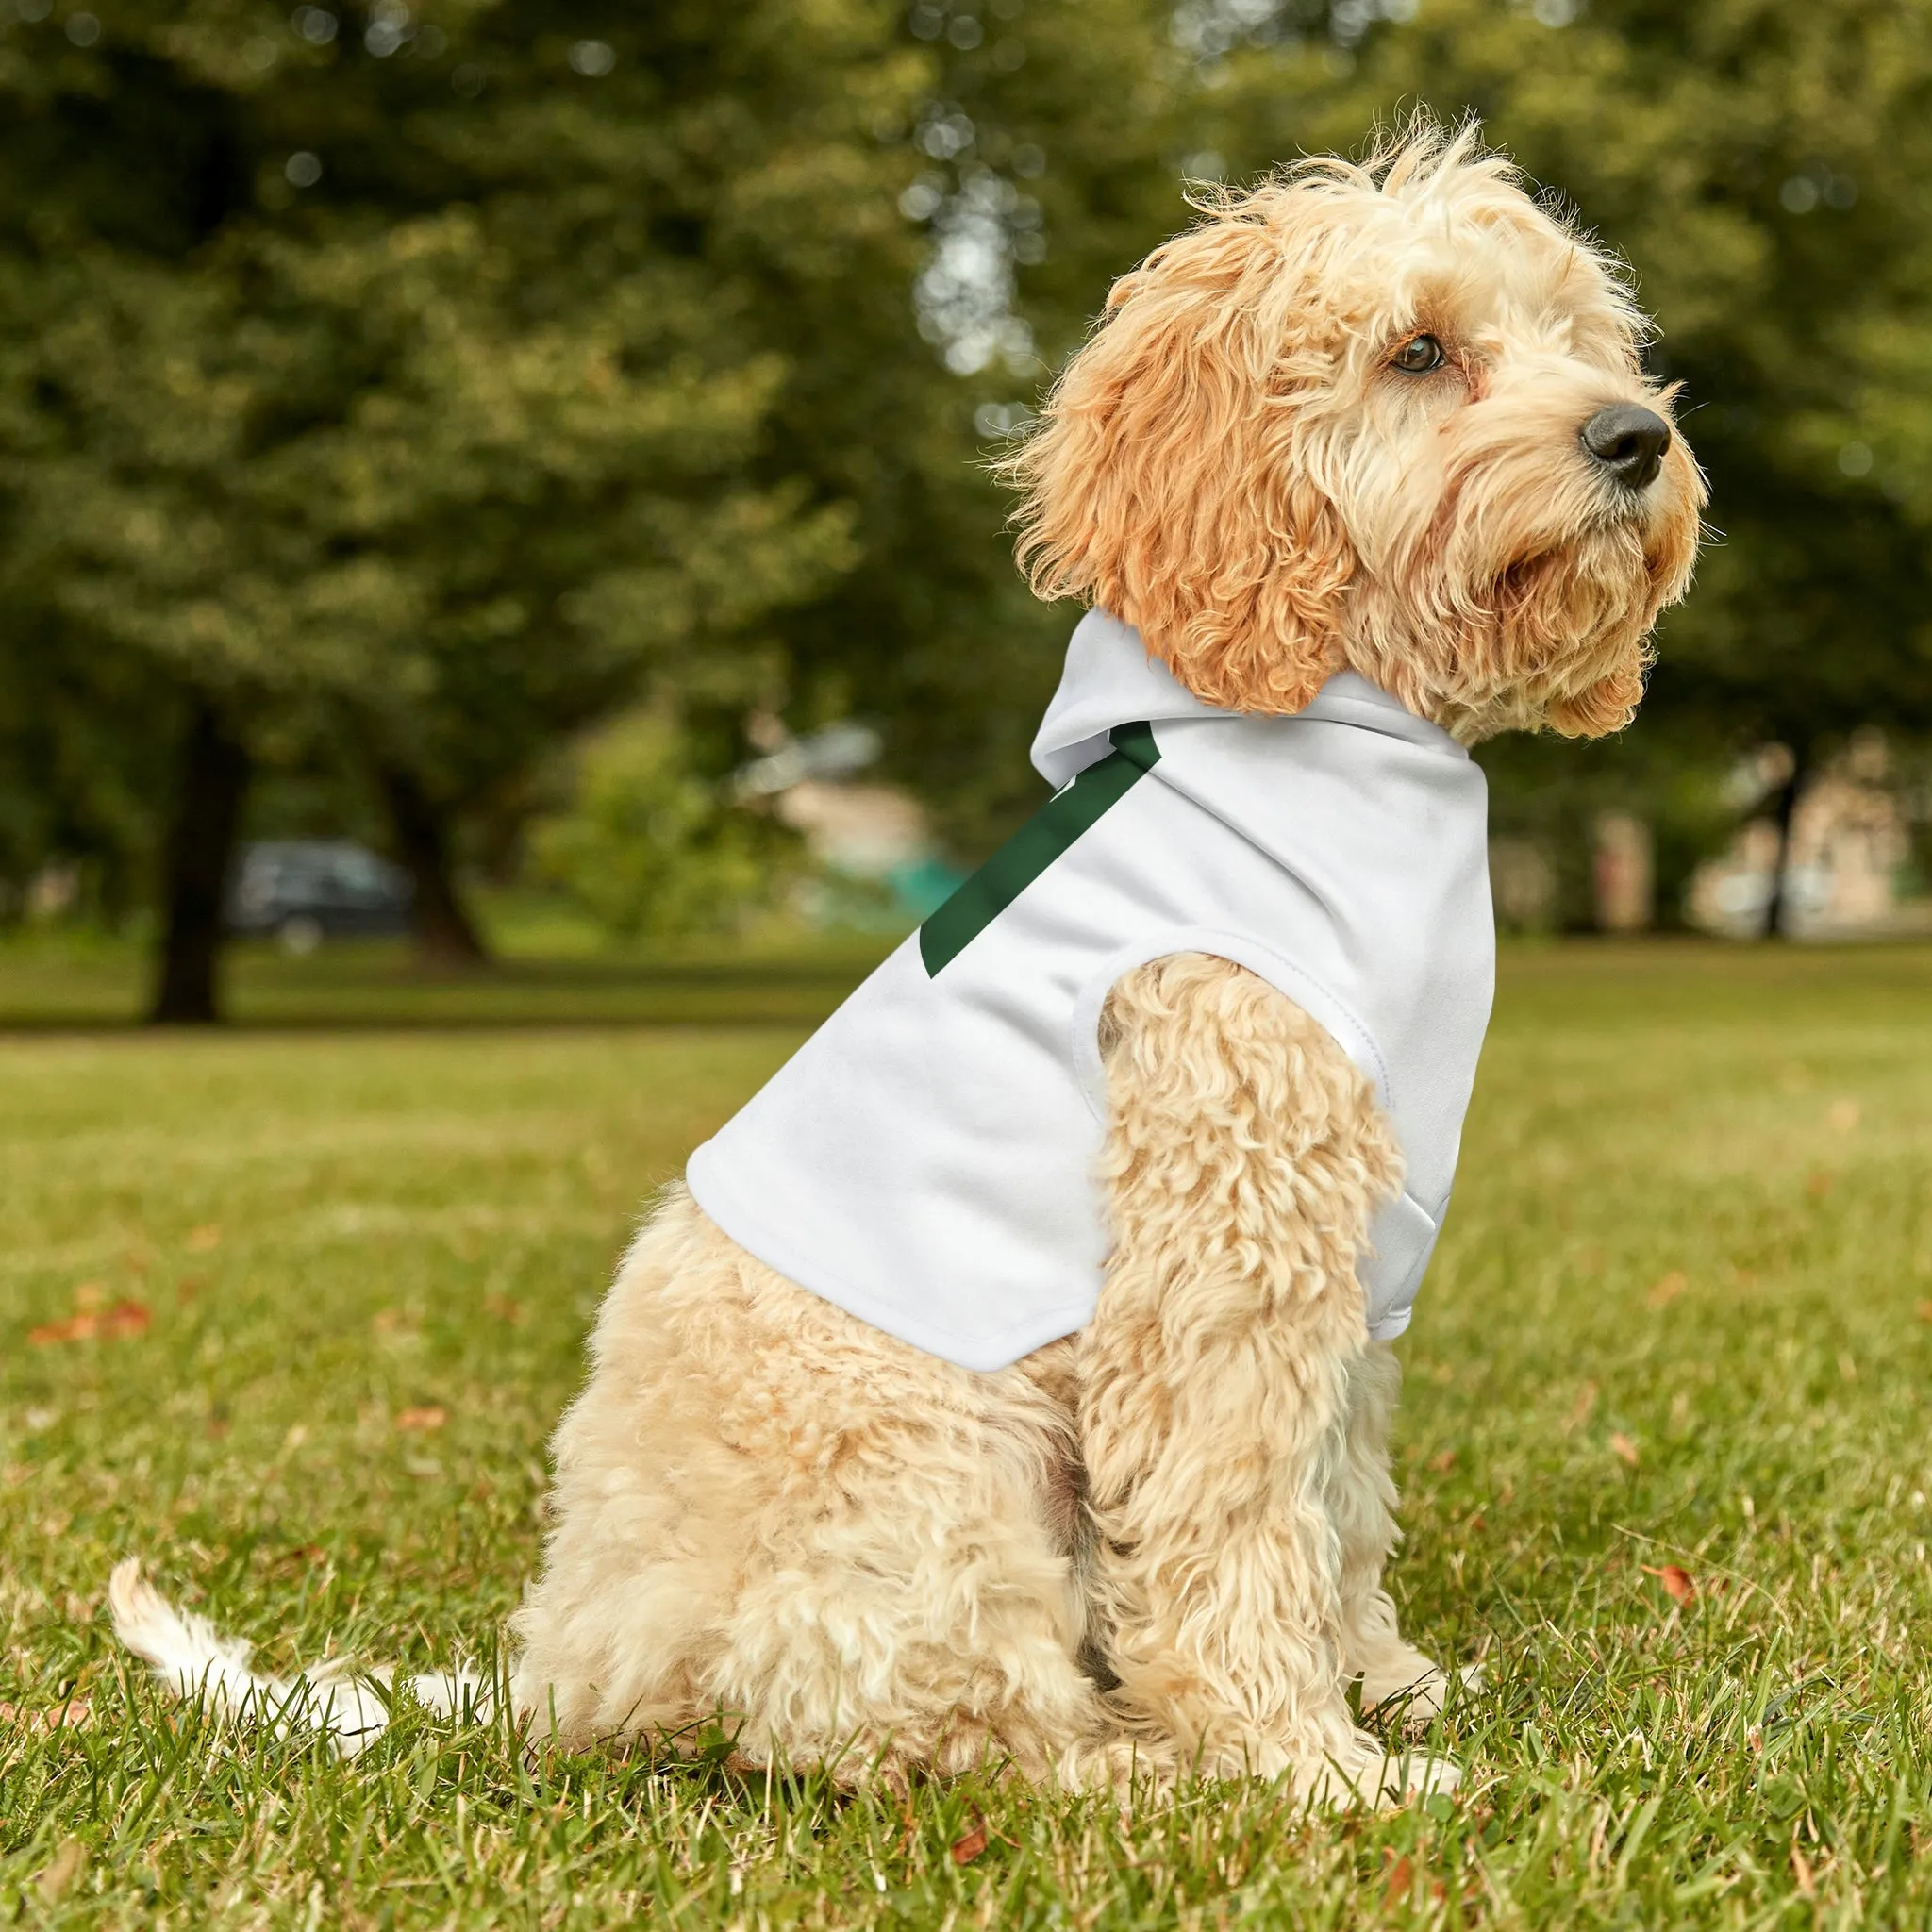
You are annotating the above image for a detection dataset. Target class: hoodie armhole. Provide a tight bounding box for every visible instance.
[1069,925,1393,1126]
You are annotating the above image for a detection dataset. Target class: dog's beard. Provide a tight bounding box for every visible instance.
[1350,478,1697,742]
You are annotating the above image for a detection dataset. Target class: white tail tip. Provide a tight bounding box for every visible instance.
[108,1558,491,1757]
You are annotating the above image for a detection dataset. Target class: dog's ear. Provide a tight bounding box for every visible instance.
[1003,208,1355,714]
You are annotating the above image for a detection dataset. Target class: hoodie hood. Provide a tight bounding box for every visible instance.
[1030,609,1467,789]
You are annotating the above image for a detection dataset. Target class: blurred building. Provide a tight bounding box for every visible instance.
[734,722,963,925]
[1591,811,1655,932]
[1687,731,1921,938]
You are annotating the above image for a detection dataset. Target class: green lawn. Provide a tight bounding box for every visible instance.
[4,940,1932,1927]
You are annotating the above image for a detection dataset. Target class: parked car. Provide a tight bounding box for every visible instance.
[226,841,413,952]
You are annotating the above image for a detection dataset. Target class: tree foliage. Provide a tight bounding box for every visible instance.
[530,707,801,942]
[8,0,1932,974]
[0,0,930,1002]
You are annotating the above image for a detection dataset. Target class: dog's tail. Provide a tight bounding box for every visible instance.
[108,1558,491,1758]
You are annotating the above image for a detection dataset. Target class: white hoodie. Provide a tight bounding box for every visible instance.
[686,610,1494,1372]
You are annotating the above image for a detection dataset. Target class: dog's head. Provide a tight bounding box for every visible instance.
[1005,121,1704,740]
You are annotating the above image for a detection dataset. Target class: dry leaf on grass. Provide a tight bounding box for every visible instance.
[1642,1563,1695,1605]
[0,1696,92,1736]
[1609,1432,1641,1468]
[1918,1300,1932,1324]
[27,1301,151,1346]
[950,1811,989,1866]
[1806,1171,1834,1200]
[186,1224,222,1252]
[1429,1449,1457,1474]
[395,1406,447,1432]
[1383,1854,1414,1906]
[1647,1271,1688,1308]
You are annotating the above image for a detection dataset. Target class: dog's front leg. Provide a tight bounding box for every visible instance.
[1330,1341,1463,1724]
[1077,953,1454,1805]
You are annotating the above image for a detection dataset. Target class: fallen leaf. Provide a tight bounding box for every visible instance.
[1827,1099,1860,1134]
[27,1314,92,1345]
[1642,1563,1695,1605]
[1647,1270,1688,1308]
[186,1224,222,1252]
[1383,1854,1414,1906]
[1918,1300,1932,1324]
[37,1838,86,1902]
[1610,1432,1641,1468]
[1429,1449,1457,1474]
[950,1812,989,1866]
[395,1406,447,1432]
[0,1696,92,1737]
[27,1301,149,1346]
[1806,1171,1833,1200]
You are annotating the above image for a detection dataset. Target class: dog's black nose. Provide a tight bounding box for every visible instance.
[1580,404,1672,491]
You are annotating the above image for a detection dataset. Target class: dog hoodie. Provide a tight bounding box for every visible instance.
[685,608,1495,1372]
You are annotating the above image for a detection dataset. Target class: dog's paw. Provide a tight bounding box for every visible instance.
[1360,1655,1483,1728]
[1297,1732,1460,1809]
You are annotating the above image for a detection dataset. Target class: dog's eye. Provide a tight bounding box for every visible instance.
[1391,333,1445,375]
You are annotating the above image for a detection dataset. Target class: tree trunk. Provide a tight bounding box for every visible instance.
[148,698,251,1024]
[379,763,489,967]
[1760,747,1809,940]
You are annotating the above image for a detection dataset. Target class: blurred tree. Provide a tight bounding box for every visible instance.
[0,0,916,1012]
[11,0,1932,976]
[770,0,1199,857]
[530,706,803,942]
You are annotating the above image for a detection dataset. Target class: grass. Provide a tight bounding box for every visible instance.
[0,923,899,1030]
[4,937,1932,1926]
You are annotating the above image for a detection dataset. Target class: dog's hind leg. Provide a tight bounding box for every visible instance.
[1077,954,1457,1805]
[511,1191,1117,1787]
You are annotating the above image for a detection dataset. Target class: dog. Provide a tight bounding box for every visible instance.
[114,120,1702,1807]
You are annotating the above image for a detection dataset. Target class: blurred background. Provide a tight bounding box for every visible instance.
[5,0,1932,1024]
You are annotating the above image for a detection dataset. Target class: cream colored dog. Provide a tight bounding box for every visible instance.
[113,123,1701,1806]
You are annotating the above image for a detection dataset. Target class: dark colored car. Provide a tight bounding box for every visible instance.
[226,841,413,952]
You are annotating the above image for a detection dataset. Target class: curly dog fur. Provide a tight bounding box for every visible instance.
[114,120,1702,1805]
